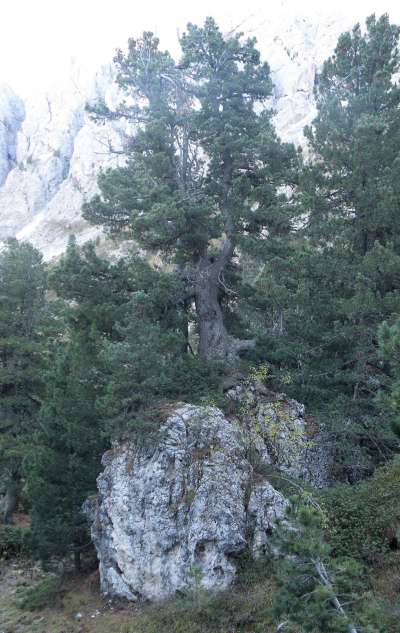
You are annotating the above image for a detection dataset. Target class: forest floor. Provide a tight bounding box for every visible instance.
[1,553,399,633]
[0,555,276,633]
[0,559,136,633]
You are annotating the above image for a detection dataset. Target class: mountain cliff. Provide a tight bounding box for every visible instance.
[0,10,374,259]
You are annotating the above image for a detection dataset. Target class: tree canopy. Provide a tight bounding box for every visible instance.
[83,18,298,361]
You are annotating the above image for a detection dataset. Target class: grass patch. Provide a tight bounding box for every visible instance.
[16,574,63,611]
[1,552,399,633]
[126,558,276,633]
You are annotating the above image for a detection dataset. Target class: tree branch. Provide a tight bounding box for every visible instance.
[312,558,358,633]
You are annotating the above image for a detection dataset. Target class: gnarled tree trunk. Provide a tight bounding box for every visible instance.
[195,254,229,361]
[194,241,255,362]
[2,478,19,524]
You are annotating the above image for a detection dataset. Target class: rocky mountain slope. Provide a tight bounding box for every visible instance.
[0,9,363,260]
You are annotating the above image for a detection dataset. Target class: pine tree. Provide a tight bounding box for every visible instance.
[299,13,400,411]
[377,318,400,439]
[49,236,136,339]
[50,237,207,424]
[83,18,297,362]
[304,13,400,254]
[271,498,362,633]
[27,238,121,566]
[28,332,105,570]
[249,15,400,454]
[0,239,47,523]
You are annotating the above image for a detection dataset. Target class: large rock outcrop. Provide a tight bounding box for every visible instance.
[86,388,331,601]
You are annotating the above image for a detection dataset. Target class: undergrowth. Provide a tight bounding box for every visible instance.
[16,574,63,611]
[322,456,400,560]
[125,557,276,633]
[0,524,30,559]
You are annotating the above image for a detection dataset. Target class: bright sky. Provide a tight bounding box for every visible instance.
[1,0,399,96]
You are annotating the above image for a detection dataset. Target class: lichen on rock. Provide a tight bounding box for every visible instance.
[227,381,333,488]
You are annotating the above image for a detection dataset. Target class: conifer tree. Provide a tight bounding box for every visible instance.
[49,237,202,422]
[0,239,47,523]
[271,498,362,633]
[298,13,400,413]
[304,14,400,254]
[27,237,131,566]
[83,18,297,362]
[377,318,400,439]
[28,332,105,570]
[49,236,135,339]
[252,15,400,446]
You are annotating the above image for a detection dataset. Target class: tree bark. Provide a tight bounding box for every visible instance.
[313,558,358,633]
[2,479,19,524]
[194,242,255,362]
[74,550,82,574]
[195,254,229,361]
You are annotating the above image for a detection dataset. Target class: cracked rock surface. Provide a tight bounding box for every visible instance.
[86,391,331,601]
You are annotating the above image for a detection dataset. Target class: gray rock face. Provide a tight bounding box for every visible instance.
[227,382,333,488]
[0,85,25,186]
[86,393,330,601]
[0,9,369,260]
[0,66,130,259]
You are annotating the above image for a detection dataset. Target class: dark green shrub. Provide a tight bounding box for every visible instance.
[322,457,400,559]
[0,525,30,559]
